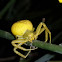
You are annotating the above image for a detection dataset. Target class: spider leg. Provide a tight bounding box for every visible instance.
[38,26,48,42]
[36,22,45,36]
[30,43,38,49]
[41,22,51,43]
[34,24,45,40]
[35,22,51,43]
[13,46,31,58]
[45,30,48,42]
[11,39,37,51]
[12,39,38,58]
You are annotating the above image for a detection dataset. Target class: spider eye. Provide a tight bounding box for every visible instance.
[16,37,18,39]
[15,36,18,39]
[15,35,20,39]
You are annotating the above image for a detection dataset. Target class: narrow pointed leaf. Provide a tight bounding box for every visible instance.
[0,30,15,40]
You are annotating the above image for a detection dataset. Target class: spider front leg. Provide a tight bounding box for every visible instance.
[11,39,37,51]
[35,22,51,43]
[13,45,31,58]
[11,39,37,58]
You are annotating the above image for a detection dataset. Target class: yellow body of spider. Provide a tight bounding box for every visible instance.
[11,20,51,58]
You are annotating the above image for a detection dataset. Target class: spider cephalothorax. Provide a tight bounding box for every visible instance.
[11,20,51,58]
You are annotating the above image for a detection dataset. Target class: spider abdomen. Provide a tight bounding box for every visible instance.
[11,20,33,36]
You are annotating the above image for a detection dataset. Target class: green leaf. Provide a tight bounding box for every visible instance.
[0,30,15,40]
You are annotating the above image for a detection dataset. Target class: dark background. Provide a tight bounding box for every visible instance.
[0,0,62,62]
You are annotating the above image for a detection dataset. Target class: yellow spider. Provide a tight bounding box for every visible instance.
[11,20,51,58]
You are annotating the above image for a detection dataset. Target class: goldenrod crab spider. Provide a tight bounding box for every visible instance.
[11,19,51,58]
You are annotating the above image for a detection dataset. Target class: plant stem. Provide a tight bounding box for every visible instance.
[32,40,62,54]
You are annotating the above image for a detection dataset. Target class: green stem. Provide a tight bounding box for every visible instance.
[32,40,62,54]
